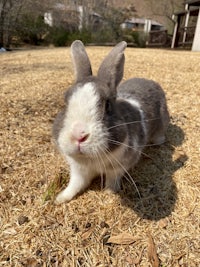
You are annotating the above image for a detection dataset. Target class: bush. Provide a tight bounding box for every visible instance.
[68,29,92,45]
[45,28,92,46]
[131,31,147,47]
[14,13,147,48]
[46,27,69,46]
[16,14,49,45]
[92,27,116,43]
[122,29,147,47]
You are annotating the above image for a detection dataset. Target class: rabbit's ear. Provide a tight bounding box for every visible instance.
[71,40,92,82]
[97,41,127,93]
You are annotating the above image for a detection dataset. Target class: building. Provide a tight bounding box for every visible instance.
[121,18,164,33]
[171,0,200,51]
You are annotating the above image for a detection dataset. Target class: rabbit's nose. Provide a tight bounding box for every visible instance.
[71,123,90,143]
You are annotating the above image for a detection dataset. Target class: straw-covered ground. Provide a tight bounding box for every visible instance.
[0,45,199,267]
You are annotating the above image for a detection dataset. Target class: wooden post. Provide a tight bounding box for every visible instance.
[171,16,178,48]
[192,8,200,51]
[183,9,190,45]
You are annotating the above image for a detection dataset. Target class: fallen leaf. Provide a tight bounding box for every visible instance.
[81,228,93,240]
[158,218,168,229]
[3,227,17,235]
[21,258,38,267]
[107,232,137,245]
[147,232,159,267]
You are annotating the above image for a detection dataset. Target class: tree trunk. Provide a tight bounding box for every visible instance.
[0,0,8,47]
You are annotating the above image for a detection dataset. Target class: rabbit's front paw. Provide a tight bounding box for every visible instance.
[105,177,121,193]
[54,190,72,205]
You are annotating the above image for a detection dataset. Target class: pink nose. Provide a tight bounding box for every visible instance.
[72,123,89,143]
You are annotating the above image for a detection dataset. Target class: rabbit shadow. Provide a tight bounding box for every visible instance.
[119,122,187,221]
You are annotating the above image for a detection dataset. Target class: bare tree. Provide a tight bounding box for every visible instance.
[92,2,136,41]
[0,0,56,47]
[0,0,136,46]
[0,0,25,47]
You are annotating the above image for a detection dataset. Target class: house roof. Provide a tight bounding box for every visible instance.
[126,17,162,26]
[185,0,200,6]
[174,0,200,15]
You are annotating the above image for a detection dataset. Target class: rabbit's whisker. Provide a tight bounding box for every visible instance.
[94,150,106,190]
[101,145,141,200]
[100,147,124,191]
[107,138,150,158]
[107,139,164,172]
[107,117,160,130]
[99,147,120,188]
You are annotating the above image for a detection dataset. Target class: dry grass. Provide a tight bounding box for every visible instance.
[0,46,200,267]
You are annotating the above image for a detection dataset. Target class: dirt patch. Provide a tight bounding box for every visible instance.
[0,47,200,266]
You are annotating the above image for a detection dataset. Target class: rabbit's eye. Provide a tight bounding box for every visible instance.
[105,99,112,114]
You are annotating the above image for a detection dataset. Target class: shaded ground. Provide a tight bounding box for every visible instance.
[0,46,200,267]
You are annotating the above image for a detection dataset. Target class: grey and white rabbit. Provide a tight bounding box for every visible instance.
[53,40,170,204]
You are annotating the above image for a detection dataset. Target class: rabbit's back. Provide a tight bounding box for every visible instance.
[118,78,165,105]
[117,78,170,144]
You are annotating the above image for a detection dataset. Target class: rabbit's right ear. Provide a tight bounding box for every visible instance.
[71,40,92,82]
[97,41,127,94]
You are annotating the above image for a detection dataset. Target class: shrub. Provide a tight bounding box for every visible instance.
[46,27,69,47]
[67,29,92,45]
[45,28,92,46]
[92,27,116,43]
[16,14,49,45]
[122,29,147,47]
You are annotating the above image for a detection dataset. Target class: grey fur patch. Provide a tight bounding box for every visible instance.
[118,78,170,143]
[52,108,66,143]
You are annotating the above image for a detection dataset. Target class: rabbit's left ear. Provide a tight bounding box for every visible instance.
[97,41,127,93]
[71,40,92,82]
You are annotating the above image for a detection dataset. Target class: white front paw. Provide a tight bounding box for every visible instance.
[54,190,71,205]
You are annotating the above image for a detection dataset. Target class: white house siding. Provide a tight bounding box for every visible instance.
[121,18,163,33]
[44,12,53,27]
[192,8,200,51]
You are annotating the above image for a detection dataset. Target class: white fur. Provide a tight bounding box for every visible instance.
[55,129,129,204]
[55,159,95,204]
[122,98,147,137]
[57,82,107,157]
[67,82,99,125]
[124,98,141,109]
